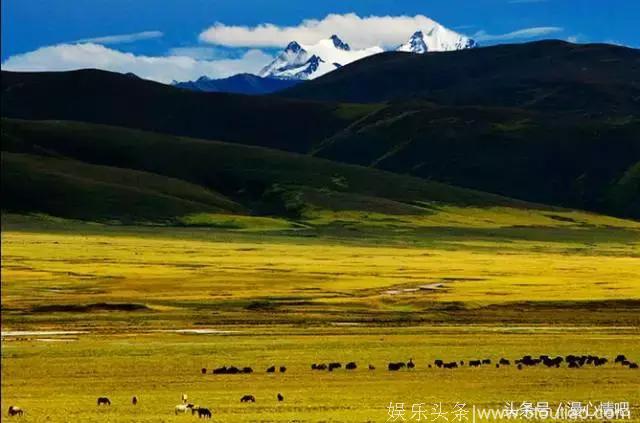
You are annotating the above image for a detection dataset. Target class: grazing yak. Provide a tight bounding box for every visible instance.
[388,362,406,371]
[328,362,342,371]
[8,406,23,417]
[201,368,207,374]
[407,359,415,369]
[97,397,111,406]
[443,362,458,369]
[242,367,253,374]
[277,393,284,401]
[279,366,287,373]
[241,395,256,403]
[213,366,228,374]
[266,366,276,373]
[499,358,511,365]
[196,407,212,419]
[345,362,357,370]
[434,359,444,368]
[368,364,376,370]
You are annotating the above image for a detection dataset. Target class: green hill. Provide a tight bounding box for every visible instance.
[2,118,539,225]
[2,152,243,222]
[2,41,639,219]
[1,69,373,153]
[311,102,640,219]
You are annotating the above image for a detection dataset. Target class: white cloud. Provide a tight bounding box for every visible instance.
[473,26,563,42]
[199,13,466,49]
[1,43,273,83]
[74,31,163,45]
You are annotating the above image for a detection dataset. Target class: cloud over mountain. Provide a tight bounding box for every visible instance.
[1,43,272,83]
[199,13,473,49]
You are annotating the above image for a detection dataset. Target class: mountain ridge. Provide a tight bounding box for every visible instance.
[259,22,475,80]
[2,40,638,219]
[173,73,300,94]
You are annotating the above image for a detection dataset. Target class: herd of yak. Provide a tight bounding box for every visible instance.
[7,354,637,418]
[199,354,638,376]
[426,354,638,370]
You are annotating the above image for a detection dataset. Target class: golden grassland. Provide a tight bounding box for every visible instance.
[2,211,640,421]
[2,210,640,328]
[2,328,640,422]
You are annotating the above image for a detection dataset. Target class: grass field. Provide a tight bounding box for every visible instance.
[2,328,640,422]
[2,213,640,421]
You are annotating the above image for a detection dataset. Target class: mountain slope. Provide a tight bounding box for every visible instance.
[2,118,546,223]
[312,102,640,218]
[2,44,639,219]
[173,73,300,95]
[0,69,369,153]
[2,151,243,222]
[282,40,640,113]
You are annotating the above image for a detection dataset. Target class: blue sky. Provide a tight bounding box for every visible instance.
[2,0,638,82]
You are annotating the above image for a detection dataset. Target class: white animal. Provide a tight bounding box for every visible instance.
[175,404,191,414]
[181,393,188,403]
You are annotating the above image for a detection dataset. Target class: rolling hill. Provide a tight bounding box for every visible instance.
[2,41,639,219]
[0,69,370,153]
[2,118,539,225]
[311,102,640,218]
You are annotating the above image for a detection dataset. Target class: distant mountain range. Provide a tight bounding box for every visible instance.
[173,19,476,93]
[3,41,638,219]
[173,73,300,95]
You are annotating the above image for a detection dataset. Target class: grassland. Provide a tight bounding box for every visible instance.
[2,197,640,421]
[2,328,640,422]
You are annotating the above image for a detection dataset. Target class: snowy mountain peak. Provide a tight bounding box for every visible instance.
[260,19,476,80]
[330,34,351,51]
[260,36,382,80]
[397,24,476,53]
[285,41,303,53]
[400,31,428,54]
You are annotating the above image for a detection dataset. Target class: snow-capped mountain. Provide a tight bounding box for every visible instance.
[259,35,383,80]
[260,25,476,80]
[397,27,477,54]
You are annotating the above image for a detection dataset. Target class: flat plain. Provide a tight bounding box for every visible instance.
[2,212,640,421]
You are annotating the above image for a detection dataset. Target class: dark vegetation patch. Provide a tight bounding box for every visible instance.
[31,302,150,313]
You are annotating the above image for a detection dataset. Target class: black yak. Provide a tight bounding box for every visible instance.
[197,407,212,419]
[97,397,111,406]
[8,406,23,416]
[241,395,256,403]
